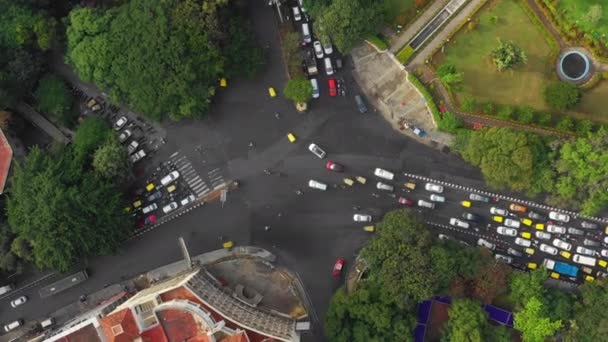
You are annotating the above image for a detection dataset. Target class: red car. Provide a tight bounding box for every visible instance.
[332,257,345,278]
[398,197,414,206]
[328,78,337,97]
[325,161,344,172]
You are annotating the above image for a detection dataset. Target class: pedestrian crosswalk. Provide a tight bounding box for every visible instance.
[169,153,226,198]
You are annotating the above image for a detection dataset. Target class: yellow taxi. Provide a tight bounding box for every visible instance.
[133,200,142,209]
[343,178,354,186]
[124,206,132,213]
[493,215,504,223]
[521,218,533,226]
[287,133,297,143]
[535,223,544,230]
[527,263,537,270]
[550,272,560,279]
[220,78,227,87]
[146,183,155,192]
[599,260,608,268]
[585,275,595,282]
[520,231,532,239]
[356,176,367,184]
[167,184,177,193]
[268,87,277,97]
[525,247,535,255]
[560,251,571,259]
[223,240,234,249]
[363,225,376,232]
[461,200,472,208]
[605,225,608,234]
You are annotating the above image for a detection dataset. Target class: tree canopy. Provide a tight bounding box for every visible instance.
[491,40,527,71]
[283,77,313,104]
[35,73,74,126]
[514,296,562,342]
[566,280,608,341]
[543,82,581,111]
[66,0,262,121]
[441,298,488,342]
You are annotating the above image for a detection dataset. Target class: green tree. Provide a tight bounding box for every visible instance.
[498,105,515,120]
[35,73,74,126]
[224,15,264,79]
[491,40,527,71]
[575,119,594,136]
[441,298,488,342]
[438,112,463,133]
[509,268,547,309]
[517,106,535,124]
[0,252,19,272]
[283,77,313,104]
[537,112,552,126]
[556,116,575,132]
[566,280,608,341]
[93,134,130,180]
[544,82,581,110]
[485,325,512,342]
[482,102,495,115]
[0,0,56,50]
[10,236,32,262]
[514,297,562,342]
[73,117,110,159]
[469,252,511,304]
[461,96,478,112]
[456,127,555,195]
[437,63,463,87]
[544,288,575,323]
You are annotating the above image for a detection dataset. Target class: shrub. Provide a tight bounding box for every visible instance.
[397,46,415,63]
[575,119,594,136]
[517,106,535,124]
[555,117,574,132]
[35,73,74,126]
[498,105,515,120]
[482,103,495,115]
[537,112,552,126]
[407,73,442,125]
[491,40,527,71]
[461,97,478,112]
[438,112,463,133]
[543,82,581,110]
[437,63,463,87]
[366,34,389,51]
[283,77,313,104]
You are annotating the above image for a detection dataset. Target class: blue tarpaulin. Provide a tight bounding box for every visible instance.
[483,304,514,326]
[417,300,432,324]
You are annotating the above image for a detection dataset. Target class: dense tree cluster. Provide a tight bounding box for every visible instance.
[65,0,264,121]
[543,82,581,110]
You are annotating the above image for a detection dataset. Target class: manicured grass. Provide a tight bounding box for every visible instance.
[366,35,389,51]
[432,0,556,111]
[576,80,608,123]
[397,45,415,63]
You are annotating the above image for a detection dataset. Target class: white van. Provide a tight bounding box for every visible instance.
[4,320,22,332]
[292,7,302,21]
[310,78,320,98]
[324,57,334,75]
[573,254,597,267]
[301,23,311,43]
[0,284,14,296]
[40,317,55,329]
[308,180,327,191]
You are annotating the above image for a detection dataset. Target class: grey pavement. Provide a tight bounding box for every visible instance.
[389,0,451,53]
[409,0,486,65]
[15,103,70,145]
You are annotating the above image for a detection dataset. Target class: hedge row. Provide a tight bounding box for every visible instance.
[366,34,389,51]
[396,46,415,63]
[406,72,442,125]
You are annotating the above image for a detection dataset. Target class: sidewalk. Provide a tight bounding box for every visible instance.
[15,103,71,144]
[389,0,451,54]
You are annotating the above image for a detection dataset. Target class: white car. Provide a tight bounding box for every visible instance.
[376,182,394,191]
[424,183,444,193]
[323,42,333,55]
[4,320,22,332]
[429,194,445,202]
[373,168,394,180]
[546,224,566,234]
[552,238,572,251]
[490,207,509,216]
[605,236,608,245]
[127,140,139,155]
[292,6,302,21]
[308,179,327,191]
[539,244,558,255]
[469,193,490,202]
[114,116,128,130]
[162,202,178,214]
[313,41,323,59]
[496,226,517,236]
[438,234,452,240]
[495,254,513,264]
[417,200,435,209]
[353,214,372,222]
[180,195,196,206]
[160,171,180,186]
[308,143,326,159]
[549,211,570,223]
[142,203,158,214]
[504,218,521,229]
[129,149,146,163]
[477,238,496,250]
[449,218,470,229]
[118,129,132,143]
[535,231,552,240]
[514,237,532,247]
[576,246,596,256]
[10,296,27,308]
[601,249,608,258]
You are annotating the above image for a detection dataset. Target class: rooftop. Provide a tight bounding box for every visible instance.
[0,128,12,194]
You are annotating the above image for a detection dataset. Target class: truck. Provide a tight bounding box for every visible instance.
[543,258,579,278]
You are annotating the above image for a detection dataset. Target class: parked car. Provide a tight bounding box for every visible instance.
[507,248,523,257]
[462,212,481,222]
[490,207,509,216]
[160,171,180,186]
[477,238,496,250]
[546,224,566,234]
[10,296,27,308]
[567,227,584,235]
[576,246,596,256]
[429,194,445,202]
[129,149,146,163]
[549,211,570,223]
[552,238,572,251]
[292,6,302,21]
[425,183,444,193]
[520,218,533,226]
[114,116,128,130]
[313,41,323,58]
[162,202,178,214]
[127,140,139,155]
[287,132,297,143]
[515,237,532,247]
[4,320,22,332]
[142,203,158,214]
[310,78,320,98]
[353,214,372,222]
[308,179,327,191]
[528,211,546,221]
[374,168,394,180]
[325,161,344,172]
[354,95,368,113]
[581,221,599,229]
[147,191,162,202]
[495,254,513,264]
[497,226,517,236]
[601,249,608,258]
[398,197,414,206]
[539,244,558,255]
[469,193,489,202]
[180,195,196,206]
[376,182,394,191]
[417,200,435,209]
[583,238,601,247]
[323,41,333,55]
[144,215,157,226]
[328,78,337,96]
[449,218,470,229]
[504,218,521,229]
[509,203,527,213]
[332,257,344,278]
[118,129,132,143]
[308,143,326,158]
[535,231,552,240]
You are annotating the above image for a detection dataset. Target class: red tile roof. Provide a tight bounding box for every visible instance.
[140,324,169,342]
[0,129,12,194]
[56,323,102,342]
[99,308,140,342]
[157,308,210,342]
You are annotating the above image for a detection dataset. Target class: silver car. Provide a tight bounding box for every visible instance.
[567,227,584,235]
[552,238,572,251]
[469,193,490,202]
[535,231,552,240]
[429,194,445,202]
[496,226,517,237]
[10,296,27,308]
[549,211,570,223]
[504,218,521,229]
[353,214,372,222]
[425,183,444,193]
[162,202,178,214]
[490,207,509,216]
[449,218,470,229]
[308,143,326,159]
[376,182,394,192]
[576,246,596,256]
[417,200,435,209]
[539,243,558,255]
[546,224,566,234]
[514,237,531,247]
[507,248,523,257]
[374,168,394,180]
[477,238,496,250]
[581,221,599,229]
[494,254,513,264]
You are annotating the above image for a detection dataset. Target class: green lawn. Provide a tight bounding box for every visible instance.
[556,0,608,46]
[432,0,557,111]
[576,80,608,123]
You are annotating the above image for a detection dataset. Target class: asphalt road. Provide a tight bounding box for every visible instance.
[1,1,606,341]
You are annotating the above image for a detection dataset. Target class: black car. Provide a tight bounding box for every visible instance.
[147,191,162,202]
[528,211,546,221]
[462,212,481,222]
